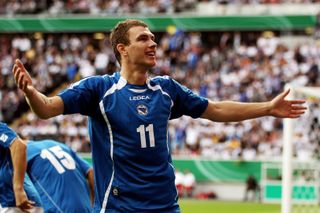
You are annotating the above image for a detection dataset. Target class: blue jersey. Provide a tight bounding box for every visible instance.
[59,72,208,212]
[27,140,92,213]
[0,122,42,208]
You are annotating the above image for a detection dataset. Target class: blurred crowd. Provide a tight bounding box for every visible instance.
[0,32,117,123]
[0,0,320,16]
[175,169,197,198]
[0,0,197,15]
[1,28,319,158]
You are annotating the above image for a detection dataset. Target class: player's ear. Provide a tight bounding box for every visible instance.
[117,43,128,57]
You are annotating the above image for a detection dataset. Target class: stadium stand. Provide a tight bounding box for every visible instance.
[3,29,319,159]
[1,0,320,16]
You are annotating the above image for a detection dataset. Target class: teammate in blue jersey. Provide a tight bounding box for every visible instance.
[0,122,94,212]
[26,140,94,213]
[0,122,42,212]
[12,19,306,212]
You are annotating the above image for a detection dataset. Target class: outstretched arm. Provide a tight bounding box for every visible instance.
[12,59,64,119]
[201,89,306,122]
[86,168,95,206]
[10,138,35,212]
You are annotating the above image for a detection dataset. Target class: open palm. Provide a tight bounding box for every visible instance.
[269,89,306,118]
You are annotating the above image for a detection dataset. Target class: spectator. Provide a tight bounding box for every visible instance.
[243,175,260,202]
[175,169,185,197]
[183,170,196,198]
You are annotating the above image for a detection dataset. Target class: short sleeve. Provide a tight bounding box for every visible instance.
[72,150,91,176]
[0,122,18,148]
[158,77,208,119]
[58,76,108,116]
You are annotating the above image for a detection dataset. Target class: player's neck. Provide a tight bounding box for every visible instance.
[120,68,148,85]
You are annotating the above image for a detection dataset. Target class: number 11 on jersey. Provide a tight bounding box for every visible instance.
[137,124,155,148]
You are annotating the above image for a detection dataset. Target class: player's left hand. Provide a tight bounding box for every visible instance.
[12,59,33,94]
[269,89,306,118]
[14,189,35,213]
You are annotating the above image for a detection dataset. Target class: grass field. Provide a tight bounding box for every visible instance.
[179,199,281,213]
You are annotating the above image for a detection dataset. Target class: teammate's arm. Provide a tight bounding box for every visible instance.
[201,89,306,122]
[12,59,64,119]
[10,138,35,212]
[86,168,94,205]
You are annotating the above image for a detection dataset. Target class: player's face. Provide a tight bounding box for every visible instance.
[126,26,157,68]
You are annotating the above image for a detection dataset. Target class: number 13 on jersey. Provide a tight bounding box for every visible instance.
[137,124,155,148]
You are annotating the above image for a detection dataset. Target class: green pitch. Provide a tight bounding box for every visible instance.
[179,199,281,213]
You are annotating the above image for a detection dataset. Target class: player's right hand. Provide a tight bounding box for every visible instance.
[12,59,33,94]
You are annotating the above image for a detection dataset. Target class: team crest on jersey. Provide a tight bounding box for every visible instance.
[0,133,8,143]
[137,104,148,116]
